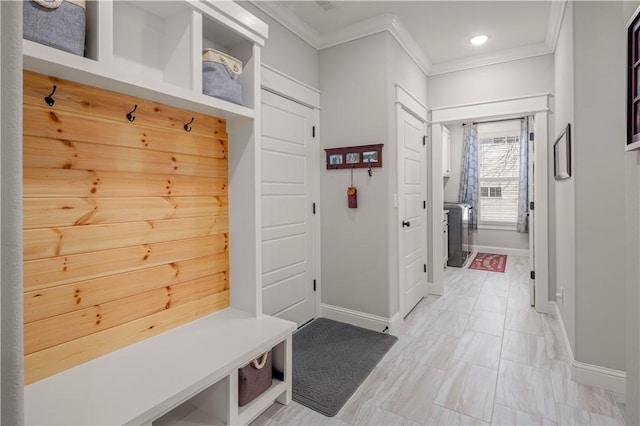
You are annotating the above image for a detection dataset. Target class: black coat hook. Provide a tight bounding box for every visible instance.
[368,164,372,177]
[44,85,57,107]
[126,105,137,122]
[184,117,194,132]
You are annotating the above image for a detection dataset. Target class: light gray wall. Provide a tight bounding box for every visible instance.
[573,1,626,371]
[443,124,529,252]
[239,2,319,89]
[428,54,554,109]
[320,32,391,317]
[1,2,24,424]
[553,1,577,350]
[475,229,528,251]
[389,37,427,107]
[319,32,427,319]
[554,1,627,373]
[625,3,640,423]
[626,146,640,426]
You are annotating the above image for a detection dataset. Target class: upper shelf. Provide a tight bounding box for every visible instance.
[22,0,267,120]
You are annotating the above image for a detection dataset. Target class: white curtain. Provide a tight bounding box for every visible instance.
[516,118,529,233]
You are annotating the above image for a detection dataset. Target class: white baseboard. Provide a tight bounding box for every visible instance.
[573,360,627,396]
[320,304,399,335]
[472,245,529,257]
[552,302,626,396]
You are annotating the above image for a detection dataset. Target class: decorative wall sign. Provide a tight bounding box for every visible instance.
[325,144,383,170]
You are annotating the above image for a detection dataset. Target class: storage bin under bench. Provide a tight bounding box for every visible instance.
[25,309,295,426]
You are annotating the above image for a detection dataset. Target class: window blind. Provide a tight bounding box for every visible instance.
[478,134,520,224]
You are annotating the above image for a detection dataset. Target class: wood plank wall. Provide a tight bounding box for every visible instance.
[23,71,230,384]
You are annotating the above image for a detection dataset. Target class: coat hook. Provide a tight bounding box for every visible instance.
[368,163,372,177]
[44,85,57,107]
[126,105,137,122]
[184,117,194,132]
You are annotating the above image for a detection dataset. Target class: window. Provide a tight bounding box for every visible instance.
[478,131,520,225]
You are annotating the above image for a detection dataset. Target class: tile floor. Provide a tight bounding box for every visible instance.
[252,255,626,425]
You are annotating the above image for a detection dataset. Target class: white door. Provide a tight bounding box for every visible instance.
[261,90,316,326]
[398,107,428,317]
[528,117,535,306]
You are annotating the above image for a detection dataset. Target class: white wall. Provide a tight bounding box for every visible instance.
[319,32,391,318]
[239,2,319,89]
[428,54,554,109]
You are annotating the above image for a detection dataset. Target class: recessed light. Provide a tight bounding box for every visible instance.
[470,35,488,46]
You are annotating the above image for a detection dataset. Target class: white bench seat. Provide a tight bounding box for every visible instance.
[25,308,296,426]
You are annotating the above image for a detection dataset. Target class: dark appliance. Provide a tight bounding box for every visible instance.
[444,203,474,267]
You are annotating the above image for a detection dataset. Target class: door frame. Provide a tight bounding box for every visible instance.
[260,64,322,320]
[430,94,551,314]
[395,85,429,319]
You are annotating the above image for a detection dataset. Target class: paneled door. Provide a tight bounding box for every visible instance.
[398,107,428,318]
[261,89,316,326]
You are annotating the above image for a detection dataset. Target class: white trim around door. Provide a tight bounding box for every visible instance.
[261,64,320,110]
[260,65,322,323]
[395,85,429,319]
[431,94,551,314]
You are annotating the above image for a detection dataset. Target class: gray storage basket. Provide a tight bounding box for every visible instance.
[203,61,243,105]
[24,0,86,56]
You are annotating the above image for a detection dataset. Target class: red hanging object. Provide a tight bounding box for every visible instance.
[347,186,357,208]
[348,166,357,208]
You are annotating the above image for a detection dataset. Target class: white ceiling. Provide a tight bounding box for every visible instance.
[253,1,564,75]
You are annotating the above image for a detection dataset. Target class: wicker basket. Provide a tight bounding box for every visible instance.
[24,0,86,56]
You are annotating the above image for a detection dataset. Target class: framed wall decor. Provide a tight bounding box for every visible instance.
[328,153,343,165]
[325,144,383,170]
[345,152,359,164]
[627,7,640,150]
[554,124,571,180]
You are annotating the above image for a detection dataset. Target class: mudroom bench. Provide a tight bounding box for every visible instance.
[25,309,296,425]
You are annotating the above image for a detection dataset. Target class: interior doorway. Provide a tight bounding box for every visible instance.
[430,95,550,314]
[396,85,429,320]
[398,106,428,318]
[259,65,322,326]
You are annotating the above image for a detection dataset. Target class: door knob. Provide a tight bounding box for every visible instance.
[402,220,411,228]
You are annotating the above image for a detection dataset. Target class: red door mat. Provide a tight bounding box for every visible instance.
[469,252,507,273]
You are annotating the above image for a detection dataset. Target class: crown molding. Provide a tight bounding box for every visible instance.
[429,42,552,76]
[318,13,392,50]
[545,0,567,51]
[387,15,432,75]
[250,1,563,77]
[249,1,320,49]
[319,13,431,76]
